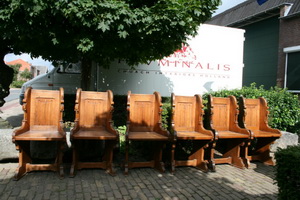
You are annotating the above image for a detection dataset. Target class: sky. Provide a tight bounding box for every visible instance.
[3,0,247,69]
[213,0,247,16]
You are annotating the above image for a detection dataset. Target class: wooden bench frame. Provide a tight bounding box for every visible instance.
[12,87,66,180]
[70,89,119,176]
[170,94,215,173]
[238,96,281,166]
[206,95,252,169]
[124,91,170,174]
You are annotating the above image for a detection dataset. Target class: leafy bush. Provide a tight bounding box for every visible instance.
[20,68,32,80]
[203,83,300,134]
[161,97,172,131]
[10,80,25,88]
[275,145,300,200]
[9,64,21,82]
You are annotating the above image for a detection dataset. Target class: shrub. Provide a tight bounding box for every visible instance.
[203,83,300,134]
[275,145,300,200]
[10,80,25,88]
[161,97,172,131]
[19,69,32,80]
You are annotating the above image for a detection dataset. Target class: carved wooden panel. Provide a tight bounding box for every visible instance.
[78,91,109,128]
[129,94,155,132]
[173,96,196,132]
[30,90,60,129]
[244,99,260,131]
[212,97,230,131]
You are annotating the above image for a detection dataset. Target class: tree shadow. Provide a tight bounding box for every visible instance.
[252,161,276,180]
[5,114,23,128]
[0,163,278,199]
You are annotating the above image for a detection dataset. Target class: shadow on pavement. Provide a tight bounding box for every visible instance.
[0,164,278,199]
[5,114,23,128]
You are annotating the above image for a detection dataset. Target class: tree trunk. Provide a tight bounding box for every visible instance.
[0,49,14,107]
[81,57,93,91]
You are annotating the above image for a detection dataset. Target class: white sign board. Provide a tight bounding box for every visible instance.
[97,24,245,96]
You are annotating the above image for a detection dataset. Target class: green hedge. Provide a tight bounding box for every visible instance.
[275,145,300,200]
[64,84,300,135]
[202,83,300,134]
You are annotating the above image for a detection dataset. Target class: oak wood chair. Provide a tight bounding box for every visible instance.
[124,91,169,174]
[170,94,214,173]
[70,89,119,176]
[206,95,252,169]
[238,96,281,166]
[12,87,66,180]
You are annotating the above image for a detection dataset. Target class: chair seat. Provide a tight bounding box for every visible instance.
[252,130,281,138]
[72,129,117,140]
[128,131,168,141]
[218,131,249,139]
[176,131,213,140]
[15,130,65,141]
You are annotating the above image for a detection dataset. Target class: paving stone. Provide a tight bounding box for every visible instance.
[0,163,278,199]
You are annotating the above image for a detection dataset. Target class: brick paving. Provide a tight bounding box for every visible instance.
[0,162,277,200]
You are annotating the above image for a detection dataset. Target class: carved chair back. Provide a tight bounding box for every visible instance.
[172,95,202,132]
[127,91,161,132]
[26,88,64,131]
[75,89,113,130]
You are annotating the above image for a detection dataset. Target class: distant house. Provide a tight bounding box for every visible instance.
[5,59,31,72]
[5,59,47,79]
[31,65,48,77]
[206,0,300,92]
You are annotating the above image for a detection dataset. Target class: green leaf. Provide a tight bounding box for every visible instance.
[98,21,110,32]
[118,30,128,39]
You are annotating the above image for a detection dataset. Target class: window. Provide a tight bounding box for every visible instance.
[284,46,300,92]
[65,63,81,73]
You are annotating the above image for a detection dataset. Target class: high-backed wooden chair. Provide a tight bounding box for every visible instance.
[206,95,252,169]
[70,89,119,176]
[124,91,169,174]
[170,94,215,173]
[238,97,281,166]
[12,87,65,180]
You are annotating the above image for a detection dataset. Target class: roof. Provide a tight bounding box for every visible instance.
[206,0,300,27]
[5,59,31,71]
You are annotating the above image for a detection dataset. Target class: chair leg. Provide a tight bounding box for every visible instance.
[153,142,165,173]
[170,143,176,174]
[223,139,245,169]
[240,140,251,168]
[56,142,64,178]
[191,141,208,172]
[14,142,32,181]
[252,138,276,165]
[124,140,129,175]
[70,141,78,177]
[205,142,216,172]
[103,140,116,176]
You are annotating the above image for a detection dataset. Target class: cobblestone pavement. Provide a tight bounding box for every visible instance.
[0,162,277,200]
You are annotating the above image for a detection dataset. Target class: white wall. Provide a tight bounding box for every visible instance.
[97,24,245,96]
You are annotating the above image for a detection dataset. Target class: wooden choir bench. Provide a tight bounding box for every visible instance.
[70,89,119,176]
[124,91,169,174]
[12,87,66,180]
[170,94,215,173]
[206,95,252,169]
[238,96,281,166]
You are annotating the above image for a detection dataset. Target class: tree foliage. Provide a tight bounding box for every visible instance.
[1,0,220,64]
[8,64,21,82]
[1,0,220,90]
